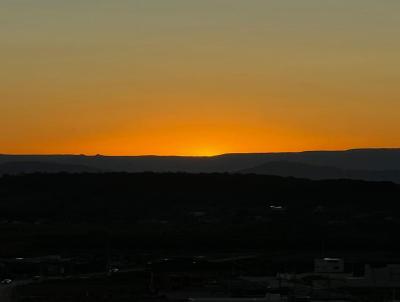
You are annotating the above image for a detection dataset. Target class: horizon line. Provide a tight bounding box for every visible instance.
[1,147,400,158]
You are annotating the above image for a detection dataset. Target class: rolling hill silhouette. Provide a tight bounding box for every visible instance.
[0,161,100,175]
[239,160,400,183]
[1,148,400,182]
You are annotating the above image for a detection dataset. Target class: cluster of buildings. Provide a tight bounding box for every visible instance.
[148,257,400,302]
[3,254,400,302]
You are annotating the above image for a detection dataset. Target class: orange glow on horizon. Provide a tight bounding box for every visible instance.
[1,1,400,155]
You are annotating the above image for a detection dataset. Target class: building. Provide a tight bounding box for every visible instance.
[314,258,344,274]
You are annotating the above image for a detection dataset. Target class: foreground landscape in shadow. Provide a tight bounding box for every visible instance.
[0,172,400,301]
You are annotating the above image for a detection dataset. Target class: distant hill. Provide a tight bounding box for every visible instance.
[239,160,400,183]
[239,161,347,179]
[1,148,400,182]
[0,161,101,175]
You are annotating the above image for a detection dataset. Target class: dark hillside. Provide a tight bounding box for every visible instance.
[0,173,399,255]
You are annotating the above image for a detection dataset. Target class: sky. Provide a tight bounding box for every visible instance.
[1,0,400,156]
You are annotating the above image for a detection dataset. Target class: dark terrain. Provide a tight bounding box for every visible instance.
[0,172,399,254]
[1,172,400,301]
[2,148,400,183]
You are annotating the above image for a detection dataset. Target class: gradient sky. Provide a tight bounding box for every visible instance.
[1,0,400,155]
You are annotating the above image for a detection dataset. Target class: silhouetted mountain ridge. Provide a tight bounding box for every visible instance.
[239,160,400,183]
[0,161,101,175]
[1,148,400,182]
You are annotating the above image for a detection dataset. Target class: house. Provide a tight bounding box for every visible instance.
[347,264,400,288]
[314,258,344,274]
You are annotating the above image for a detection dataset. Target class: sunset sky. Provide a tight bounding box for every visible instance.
[1,0,400,156]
